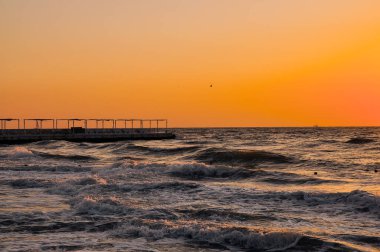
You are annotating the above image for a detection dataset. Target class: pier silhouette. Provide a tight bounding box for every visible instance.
[0,118,174,144]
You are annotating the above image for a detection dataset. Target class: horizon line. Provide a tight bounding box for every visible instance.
[171,125,380,128]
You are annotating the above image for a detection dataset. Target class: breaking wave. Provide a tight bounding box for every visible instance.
[30,140,70,147]
[112,144,200,155]
[194,148,292,165]
[7,147,34,158]
[33,151,98,161]
[112,220,302,251]
[266,190,380,215]
[121,160,336,184]
[72,195,131,216]
[121,160,265,180]
[167,163,259,179]
[119,181,201,192]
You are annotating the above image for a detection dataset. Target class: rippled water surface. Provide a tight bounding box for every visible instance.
[0,128,379,251]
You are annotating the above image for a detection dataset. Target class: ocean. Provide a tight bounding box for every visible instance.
[0,127,379,251]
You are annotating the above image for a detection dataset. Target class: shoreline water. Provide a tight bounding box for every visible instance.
[0,127,379,251]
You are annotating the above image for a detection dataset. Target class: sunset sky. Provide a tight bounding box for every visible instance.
[1,0,380,127]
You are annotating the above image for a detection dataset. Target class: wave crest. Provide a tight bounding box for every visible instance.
[121,161,335,184]
[279,190,380,214]
[72,195,130,215]
[112,221,301,250]
[33,151,97,161]
[7,147,34,158]
[167,163,257,179]
[113,144,201,155]
[194,148,292,165]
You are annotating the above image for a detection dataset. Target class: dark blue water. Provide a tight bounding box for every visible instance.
[0,128,379,251]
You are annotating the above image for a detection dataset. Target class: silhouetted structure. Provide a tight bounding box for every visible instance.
[0,118,174,144]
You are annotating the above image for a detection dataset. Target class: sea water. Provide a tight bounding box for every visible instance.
[0,128,379,251]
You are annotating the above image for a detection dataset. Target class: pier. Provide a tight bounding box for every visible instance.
[0,118,175,144]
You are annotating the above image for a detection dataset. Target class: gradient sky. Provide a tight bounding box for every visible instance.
[1,0,380,127]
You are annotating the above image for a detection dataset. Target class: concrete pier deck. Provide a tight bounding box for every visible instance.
[0,118,175,144]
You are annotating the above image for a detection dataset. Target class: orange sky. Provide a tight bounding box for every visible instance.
[1,0,380,127]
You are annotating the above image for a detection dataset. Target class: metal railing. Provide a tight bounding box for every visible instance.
[0,118,169,134]
[0,119,20,129]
